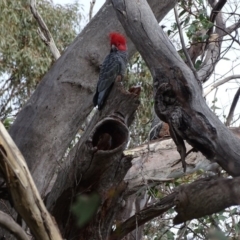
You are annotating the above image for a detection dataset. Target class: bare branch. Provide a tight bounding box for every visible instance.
[215,24,240,45]
[224,20,240,36]
[89,0,96,21]
[112,0,240,177]
[204,75,240,97]
[174,6,200,84]
[197,0,226,82]
[111,176,240,239]
[0,210,30,240]
[209,0,227,25]
[0,122,62,240]
[29,0,60,60]
[197,33,220,82]
[109,193,176,240]
[225,88,240,127]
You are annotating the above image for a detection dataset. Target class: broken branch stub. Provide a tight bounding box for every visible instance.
[51,114,132,239]
[45,79,140,238]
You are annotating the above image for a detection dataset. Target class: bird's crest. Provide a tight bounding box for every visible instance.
[109,32,127,51]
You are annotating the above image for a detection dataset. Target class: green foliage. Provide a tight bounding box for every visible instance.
[71,193,100,227]
[0,0,82,120]
[125,54,154,147]
[2,117,14,130]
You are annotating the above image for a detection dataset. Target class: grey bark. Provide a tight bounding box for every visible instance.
[5,0,240,239]
[112,0,240,177]
[0,210,29,240]
[9,0,177,197]
[44,81,141,238]
[111,176,240,240]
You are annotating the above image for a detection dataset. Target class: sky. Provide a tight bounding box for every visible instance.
[53,0,240,125]
[53,0,104,18]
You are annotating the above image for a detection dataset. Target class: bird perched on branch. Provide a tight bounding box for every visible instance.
[93,32,128,110]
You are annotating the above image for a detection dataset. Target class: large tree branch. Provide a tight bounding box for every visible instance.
[10,0,176,196]
[0,122,62,240]
[110,176,240,239]
[112,0,240,176]
[109,192,176,240]
[209,0,227,33]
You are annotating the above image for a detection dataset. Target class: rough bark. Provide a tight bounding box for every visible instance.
[9,0,176,197]
[112,0,240,177]
[0,210,29,240]
[111,176,240,239]
[45,82,139,238]
[173,176,240,224]
[4,0,240,239]
[0,122,62,240]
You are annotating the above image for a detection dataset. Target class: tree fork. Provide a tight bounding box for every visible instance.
[112,0,240,176]
[9,0,177,197]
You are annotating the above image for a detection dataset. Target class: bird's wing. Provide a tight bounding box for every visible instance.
[97,54,121,92]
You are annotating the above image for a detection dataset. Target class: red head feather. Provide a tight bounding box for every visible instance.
[109,32,127,51]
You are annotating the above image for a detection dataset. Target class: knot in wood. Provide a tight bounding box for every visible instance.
[86,51,101,71]
[157,83,176,105]
[170,107,182,129]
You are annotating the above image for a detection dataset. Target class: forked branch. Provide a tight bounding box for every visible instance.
[30,0,60,60]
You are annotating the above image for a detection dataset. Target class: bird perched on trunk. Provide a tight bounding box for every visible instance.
[93,32,128,110]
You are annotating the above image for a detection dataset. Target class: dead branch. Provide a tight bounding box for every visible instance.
[198,33,220,81]
[224,20,240,37]
[0,122,62,240]
[186,0,228,82]
[29,0,60,60]
[173,176,240,224]
[0,210,30,240]
[174,6,199,83]
[204,74,240,96]
[46,82,140,238]
[89,0,96,21]
[110,176,240,239]
[109,192,176,240]
[225,88,240,126]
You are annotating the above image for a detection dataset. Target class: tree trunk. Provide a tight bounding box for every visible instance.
[9,0,176,197]
[112,0,240,177]
[3,0,240,239]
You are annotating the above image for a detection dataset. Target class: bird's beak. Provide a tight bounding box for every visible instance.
[111,44,117,51]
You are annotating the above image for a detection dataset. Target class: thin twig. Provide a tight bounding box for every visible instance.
[0,210,30,240]
[214,24,240,45]
[204,75,240,97]
[29,0,60,60]
[225,87,240,126]
[174,6,200,83]
[89,0,96,21]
